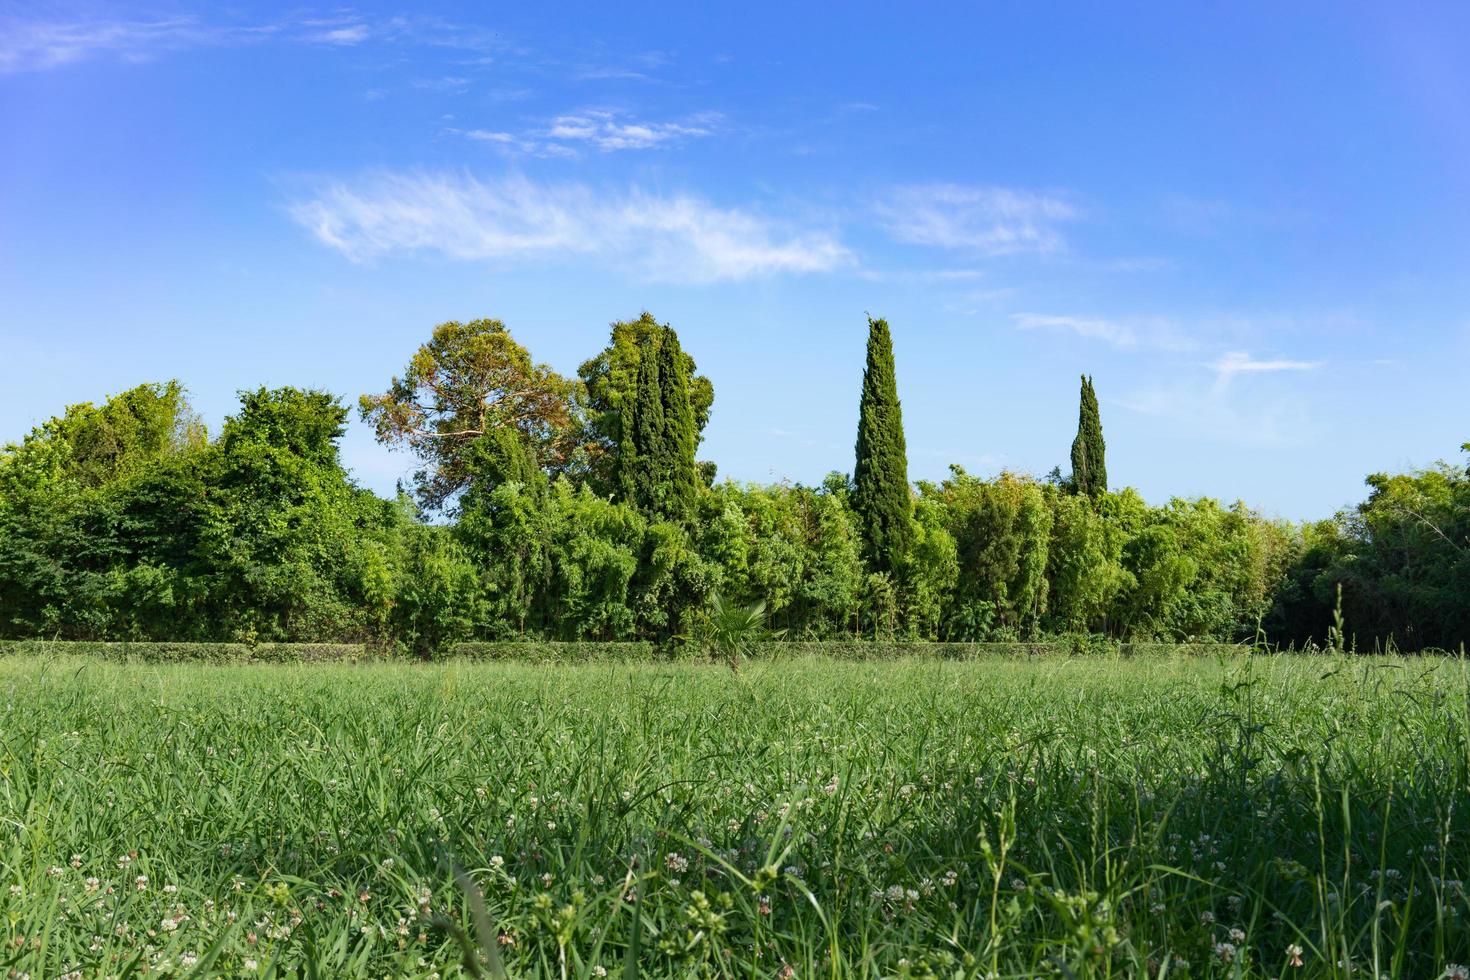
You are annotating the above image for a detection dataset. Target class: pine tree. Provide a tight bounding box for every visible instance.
[1069,375,1107,497]
[852,316,913,573]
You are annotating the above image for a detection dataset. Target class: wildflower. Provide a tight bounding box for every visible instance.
[592,968,607,978]
[84,877,100,893]
[1287,944,1304,967]
[244,960,258,971]
[134,875,148,891]
[163,883,178,894]
[1214,942,1237,964]
[1200,910,1215,924]
[665,853,689,874]
[1229,928,1246,943]
[758,896,771,915]
[46,866,65,878]
[69,855,83,869]
[1445,966,1470,980]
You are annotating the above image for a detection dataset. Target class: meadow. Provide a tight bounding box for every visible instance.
[3,653,1468,978]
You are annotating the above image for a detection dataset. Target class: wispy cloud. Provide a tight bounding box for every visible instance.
[1,16,213,71]
[0,11,527,73]
[455,109,720,156]
[0,12,373,72]
[1208,350,1322,386]
[1116,380,1318,448]
[287,171,851,283]
[878,184,1078,255]
[1012,313,1137,347]
[545,109,718,150]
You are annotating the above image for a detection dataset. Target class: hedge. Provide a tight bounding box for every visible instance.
[0,638,1262,663]
[0,640,367,663]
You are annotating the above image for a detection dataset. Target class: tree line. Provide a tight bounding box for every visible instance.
[2,313,1466,653]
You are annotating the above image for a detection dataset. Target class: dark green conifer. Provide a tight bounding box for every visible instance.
[852,316,913,573]
[655,326,701,520]
[622,330,665,511]
[615,325,703,520]
[1069,375,1107,497]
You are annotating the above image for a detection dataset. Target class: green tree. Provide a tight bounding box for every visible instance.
[852,316,913,574]
[617,325,703,521]
[223,387,347,468]
[578,312,713,496]
[1070,375,1107,497]
[360,318,582,511]
[654,326,702,519]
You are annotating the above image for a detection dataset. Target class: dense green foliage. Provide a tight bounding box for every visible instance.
[616,323,703,520]
[3,313,1468,651]
[3,654,1467,976]
[578,312,714,499]
[1069,374,1107,497]
[851,316,914,575]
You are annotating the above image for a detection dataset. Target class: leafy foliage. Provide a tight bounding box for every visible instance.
[578,312,713,498]
[3,314,1469,652]
[358,318,582,511]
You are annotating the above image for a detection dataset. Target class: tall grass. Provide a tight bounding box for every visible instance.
[1,654,1467,977]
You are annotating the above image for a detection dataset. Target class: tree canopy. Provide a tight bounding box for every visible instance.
[359,318,582,510]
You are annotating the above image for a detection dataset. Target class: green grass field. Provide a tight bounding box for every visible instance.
[3,654,1468,978]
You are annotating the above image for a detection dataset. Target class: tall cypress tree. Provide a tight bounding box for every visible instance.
[1069,375,1107,497]
[655,326,701,520]
[621,330,665,511]
[618,325,702,521]
[852,316,913,573]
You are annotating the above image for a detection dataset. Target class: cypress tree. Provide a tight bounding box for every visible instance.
[1069,375,1107,497]
[621,329,665,511]
[655,326,701,520]
[617,325,702,521]
[852,316,913,573]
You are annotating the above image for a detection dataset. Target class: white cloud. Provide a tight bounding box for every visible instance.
[288,171,851,283]
[1209,350,1321,385]
[1116,381,1318,449]
[458,109,721,156]
[314,25,369,46]
[0,13,370,72]
[0,17,207,71]
[546,109,715,150]
[878,184,1078,254]
[1013,313,1136,347]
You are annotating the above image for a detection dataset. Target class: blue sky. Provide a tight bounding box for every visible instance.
[3,2,1468,519]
